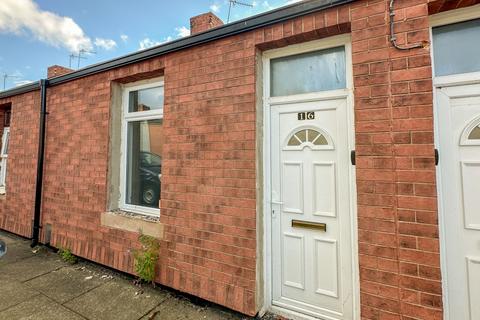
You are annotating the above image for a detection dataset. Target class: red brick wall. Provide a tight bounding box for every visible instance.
[0,92,39,237]
[0,0,454,317]
[190,12,224,34]
[47,65,74,79]
[352,0,441,318]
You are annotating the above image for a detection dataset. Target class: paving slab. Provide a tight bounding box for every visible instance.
[141,297,246,320]
[64,279,169,320]
[24,266,107,304]
[0,233,28,246]
[0,294,85,320]
[0,241,35,267]
[0,254,64,282]
[0,231,264,320]
[0,278,39,312]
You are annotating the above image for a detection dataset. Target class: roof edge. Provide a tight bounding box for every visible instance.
[0,0,352,99]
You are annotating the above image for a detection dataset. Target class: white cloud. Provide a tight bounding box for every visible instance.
[210,4,220,13]
[139,38,160,50]
[0,0,92,52]
[138,36,172,50]
[176,26,190,38]
[285,0,302,4]
[94,37,117,50]
[120,34,128,43]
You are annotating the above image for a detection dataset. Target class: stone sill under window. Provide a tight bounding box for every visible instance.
[101,210,164,239]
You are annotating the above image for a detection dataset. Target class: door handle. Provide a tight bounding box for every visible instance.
[292,220,327,232]
[271,200,284,205]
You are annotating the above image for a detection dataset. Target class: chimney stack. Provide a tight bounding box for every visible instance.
[190,12,223,35]
[47,65,73,79]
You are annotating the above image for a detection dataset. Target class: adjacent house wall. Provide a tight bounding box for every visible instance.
[0,92,40,237]
[0,0,448,317]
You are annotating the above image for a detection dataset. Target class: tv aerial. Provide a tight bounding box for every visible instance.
[69,49,97,69]
[2,73,21,90]
[227,0,253,23]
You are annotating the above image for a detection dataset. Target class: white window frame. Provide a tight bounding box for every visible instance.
[119,79,164,217]
[0,127,10,194]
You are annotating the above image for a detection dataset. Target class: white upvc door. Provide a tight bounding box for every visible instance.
[263,35,358,320]
[435,79,480,320]
[270,97,355,319]
[430,10,480,319]
[0,127,10,194]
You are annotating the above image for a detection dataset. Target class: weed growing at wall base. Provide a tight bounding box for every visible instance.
[133,233,160,284]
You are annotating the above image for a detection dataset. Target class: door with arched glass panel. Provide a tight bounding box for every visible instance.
[432,15,480,320]
[266,37,356,320]
[270,98,355,319]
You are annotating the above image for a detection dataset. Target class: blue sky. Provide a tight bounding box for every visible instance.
[0,0,300,90]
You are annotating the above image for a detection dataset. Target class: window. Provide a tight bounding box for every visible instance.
[469,126,480,140]
[270,46,346,97]
[432,18,480,76]
[120,80,164,216]
[0,127,10,194]
[460,116,480,146]
[285,127,333,150]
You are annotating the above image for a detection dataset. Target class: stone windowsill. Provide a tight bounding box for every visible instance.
[101,210,164,239]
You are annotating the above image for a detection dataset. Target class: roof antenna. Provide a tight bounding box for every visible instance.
[227,0,253,23]
[69,49,97,69]
[2,73,21,90]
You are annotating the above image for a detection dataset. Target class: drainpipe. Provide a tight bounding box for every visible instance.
[31,79,48,248]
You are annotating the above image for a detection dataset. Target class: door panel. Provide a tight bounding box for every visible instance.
[436,83,480,319]
[313,162,336,217]
[271,98,354,319]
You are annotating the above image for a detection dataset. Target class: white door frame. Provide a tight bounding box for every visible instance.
[429,6,480,320]
[261,34,359,319]
[0,127,10,194]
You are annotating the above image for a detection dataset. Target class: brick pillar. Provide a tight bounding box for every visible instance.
[47,65,73,79]
[190,12,223,35]
[351,0,441,319]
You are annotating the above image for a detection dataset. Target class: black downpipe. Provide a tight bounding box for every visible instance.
[31,79,48,248]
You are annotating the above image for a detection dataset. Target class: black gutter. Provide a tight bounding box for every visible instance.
[31,79,48,248]
[0,0,353,99]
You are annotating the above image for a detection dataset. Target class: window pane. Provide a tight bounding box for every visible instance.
[129,86,164,112]
[270,46,346,97]
[433,19,480,76]
[126,119,163,209]
[469,126,480,140]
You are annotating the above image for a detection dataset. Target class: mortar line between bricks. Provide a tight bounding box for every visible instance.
[36,291,89,320]
[135,294,174,320]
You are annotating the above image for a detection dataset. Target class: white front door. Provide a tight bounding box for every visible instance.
[436,82,480,319]
[270,97,355,319]
[431,13,480,319]
[0,127,10,194]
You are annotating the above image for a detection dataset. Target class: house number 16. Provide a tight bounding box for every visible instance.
[298,112,315,121]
